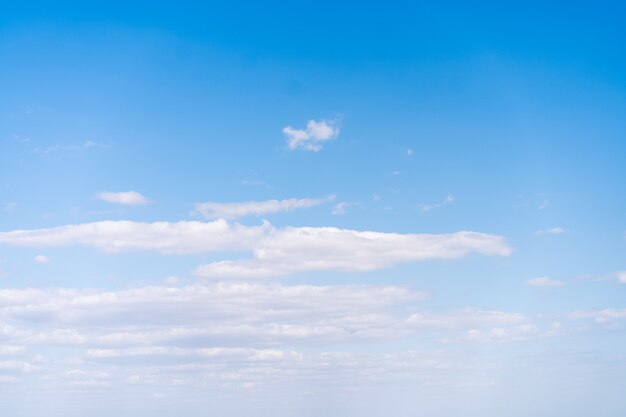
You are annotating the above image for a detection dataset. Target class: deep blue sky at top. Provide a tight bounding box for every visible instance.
[1,1,625,291]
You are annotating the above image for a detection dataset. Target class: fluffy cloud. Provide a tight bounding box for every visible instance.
[283,119,340,151]
[194,196,334,220]
[526,277,565,287]
[0,220,511,277]
[96,191,149,206]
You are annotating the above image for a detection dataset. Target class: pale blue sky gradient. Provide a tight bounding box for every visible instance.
[1,2,626,416]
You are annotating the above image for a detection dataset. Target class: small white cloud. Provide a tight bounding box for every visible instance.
[283,119,340,152]
[194,196,334,220]
[534,227,567,236]
[96,191,149,206]
[418,194,455,212]
[34,255,49,264]
[526,277,565,288]
[406,148,413,156]
[538,199,548,210]
[616,271,626,284]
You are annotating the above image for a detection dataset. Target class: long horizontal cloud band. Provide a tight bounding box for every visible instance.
[0,220,511,277]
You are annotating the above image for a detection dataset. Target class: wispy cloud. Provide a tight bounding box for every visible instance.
[332,202,350,215]
[83,140,110,149]
[194,196,334,220]
[534,227,567,236]
[96,191,149,206]
[33,140,111,154]
[418,194,455,212]
[283,118,340,151]
[526,277,565,287]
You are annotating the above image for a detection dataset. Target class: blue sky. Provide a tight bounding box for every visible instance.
[1,2,626,416]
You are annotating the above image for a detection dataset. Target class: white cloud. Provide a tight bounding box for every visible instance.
[34,255,49,264]
[0,220,511,277]
[407,148,413,156]
[526,277,565,287]
[418,194,455,212]
[534,227,567,236]
[616,271,626,284]
[283,119,340,151]
[194,196,334,220]
[194,227,511,278]
[0,219,268,254]
[96,191,149,206]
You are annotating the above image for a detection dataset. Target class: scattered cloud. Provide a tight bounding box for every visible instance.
[617,271,626,284]
[407,148,413,156]
[526,277,565,287]
[418,194,455,212]
[96,191,149,206]
[194,196,334,220]
[34,255,49,264]
[534,227,567,236]
[283,119,340,151]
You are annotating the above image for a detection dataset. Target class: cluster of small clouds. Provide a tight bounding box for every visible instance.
[283,119,340,151]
